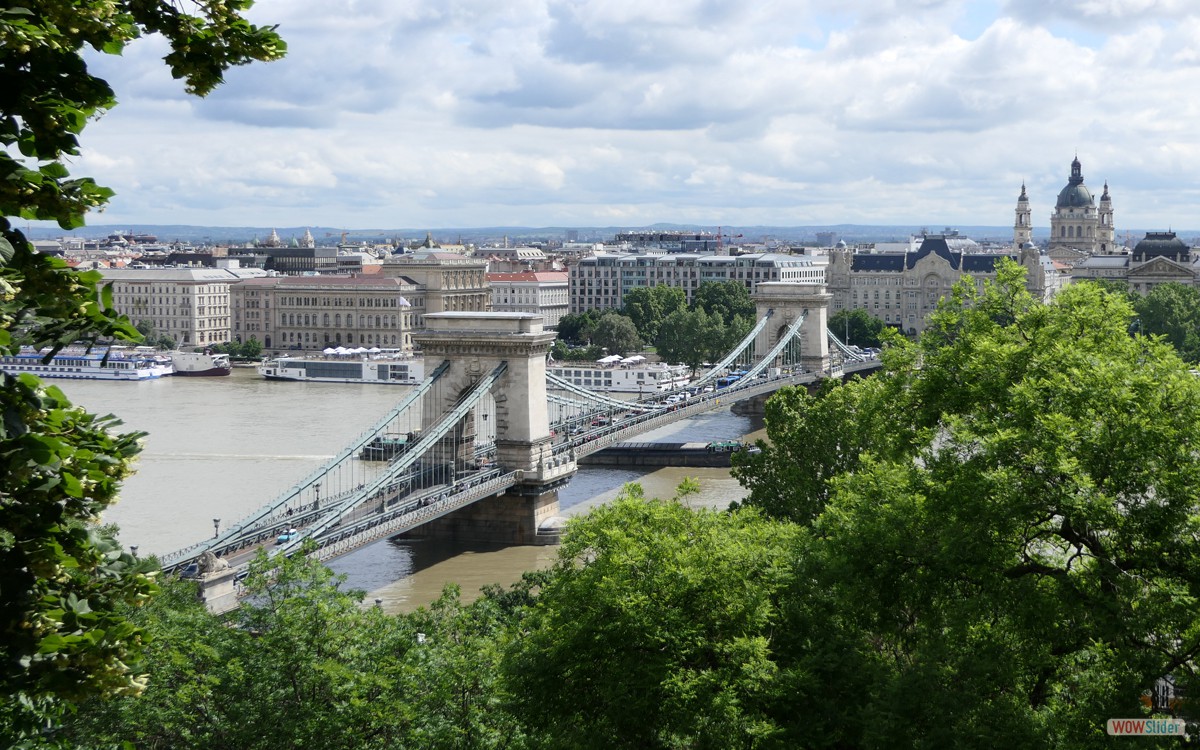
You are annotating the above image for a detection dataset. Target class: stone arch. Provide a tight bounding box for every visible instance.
[752,282,830,373]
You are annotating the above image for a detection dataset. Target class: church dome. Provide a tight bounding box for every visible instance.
[1132,231,1188,262]
[1055,156,1095,209]
[1056,183,1093,208]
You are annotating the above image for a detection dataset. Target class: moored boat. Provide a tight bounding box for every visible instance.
[0,346,174,381]
[359,432,418,461]
[169,350,232,377]
[258,348,423,384]
[548,355,691,393]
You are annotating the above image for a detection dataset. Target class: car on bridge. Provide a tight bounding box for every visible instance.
[276,527,298,544]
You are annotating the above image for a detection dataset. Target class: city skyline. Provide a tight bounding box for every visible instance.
[49,1,1200,231]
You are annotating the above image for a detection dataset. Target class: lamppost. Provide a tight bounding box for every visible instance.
[314,482,321,511]
[212,518,220,538]
[130,545,138,557]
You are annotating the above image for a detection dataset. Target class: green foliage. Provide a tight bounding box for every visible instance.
[504,489,799,748]
[61,547,526,749]
[737,259,1200,745]
[1,1,285,243]
[1132,282,1200,363]
[828,307,887,348]
[0,0,284,739]
[621,285,686,342]
[237,336,263,359]
[655,306,740,372]
[590,311,640,356]
[692,280,755,325]
[0,375,155,744]
[555,310,602,345]
[549,339,601,361]
[211,337,263,360]
[133,319,176,350]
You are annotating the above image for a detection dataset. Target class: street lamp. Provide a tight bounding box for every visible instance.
[130,545,138,557]
[314,482,321,511]
[212,518,220,538]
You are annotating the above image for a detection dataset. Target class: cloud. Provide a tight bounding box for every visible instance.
[40,0,1200,230]
[1004,0,1193,30]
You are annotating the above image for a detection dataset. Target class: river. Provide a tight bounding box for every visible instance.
[57,367,762,612]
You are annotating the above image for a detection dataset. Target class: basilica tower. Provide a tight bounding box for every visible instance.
[1098,182,1115,253]
[1013,183,1032,249]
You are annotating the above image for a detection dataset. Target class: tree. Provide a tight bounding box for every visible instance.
[64,548,413,749]
[621,285,686,343]
[555,310,601,345]
[238,336,263,359]
[1133,282,1200,363]
[657,307,700,372]
[692,281,755,325]
[212,336,264,360]
[590,311,641,355]
[133,319,176,350]
[828,307,887,348]
[550,339,600,362]
[737,260,1200,745]
[504,486,799,748]
[62,548,526,750]
[1,1,284,739]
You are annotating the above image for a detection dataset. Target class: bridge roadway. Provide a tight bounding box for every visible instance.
[179,359,880,580]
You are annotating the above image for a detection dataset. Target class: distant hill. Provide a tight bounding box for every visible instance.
[20,223,1197,246]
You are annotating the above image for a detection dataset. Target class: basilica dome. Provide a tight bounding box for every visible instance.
[1055,157,1094,208]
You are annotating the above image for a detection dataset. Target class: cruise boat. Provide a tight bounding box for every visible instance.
[548,355,691,393]
[169,350,232,377]
[258,348,423,385]
[0,346,175,381]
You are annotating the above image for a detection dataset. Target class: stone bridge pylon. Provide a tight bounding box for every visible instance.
[410,312,574,544]
[752,281,831,374]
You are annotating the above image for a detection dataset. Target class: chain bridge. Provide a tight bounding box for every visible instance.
[159,282,880,612]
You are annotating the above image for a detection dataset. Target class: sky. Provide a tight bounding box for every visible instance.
[54,0,1200,232]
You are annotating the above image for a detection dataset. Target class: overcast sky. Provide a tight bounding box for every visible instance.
[59,0,1200,232]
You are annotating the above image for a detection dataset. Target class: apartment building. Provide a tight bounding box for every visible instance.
[100,267,267,346]
[568,252,824,313]
[487,271,569,328]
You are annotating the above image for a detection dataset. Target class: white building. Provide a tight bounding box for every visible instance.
[487,271,569,328]
[568,252,824,313]
[100,267,267,347]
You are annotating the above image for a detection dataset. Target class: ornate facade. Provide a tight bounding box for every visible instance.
[101,267,267,346]
[827,236,1066,335]
[1045,156,1116,255]
[230,275,423,352]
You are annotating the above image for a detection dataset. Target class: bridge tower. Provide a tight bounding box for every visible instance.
[411,312,573,544]
[753,282,831,374]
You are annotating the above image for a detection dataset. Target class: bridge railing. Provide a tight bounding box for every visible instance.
[312,470,523,562]
[559,359,882,460]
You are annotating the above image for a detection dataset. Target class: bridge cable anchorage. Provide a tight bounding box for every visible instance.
[160,360,452,572]
[687,309,774,389]
[273,360,510,558]
[826,330,867,362]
